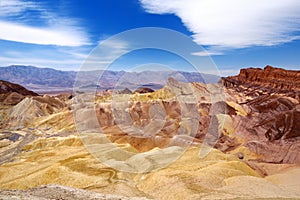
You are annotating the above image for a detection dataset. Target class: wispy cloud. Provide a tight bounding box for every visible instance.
[0,39,92,70]
[191,50,223,57]
[0,0,90,46]
[0,0,38,16]
[140,0,300,50]
[0,20,90,46]
[82,39,130,70]
[0,37,132,70]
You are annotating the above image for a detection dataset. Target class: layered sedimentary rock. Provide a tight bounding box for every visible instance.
[222,65,300,92]
[0,80,38,96]
[7,95,66,127]
[75,71,300,164]
[0,66,300,199]
[1,135,299,199]
[134,87,155,94]
[0,80,38,105]
[222,66,300,164]
[0,184,149,200]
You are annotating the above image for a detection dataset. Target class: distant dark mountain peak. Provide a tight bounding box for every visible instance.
[0,80,38,105]
[134,87,155,94]
[118,88,132,94]
[0,80,38,96]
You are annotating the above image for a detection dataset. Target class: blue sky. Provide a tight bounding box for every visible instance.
[0,0,299,75]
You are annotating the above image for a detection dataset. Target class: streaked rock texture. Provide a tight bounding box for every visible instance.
[221,66,300,164]
[0,80,38,96]
[222,65,300,92]
[0,80,38,106]
[0,184,149,200]
[0,66,299,199]
[0,136,299,199]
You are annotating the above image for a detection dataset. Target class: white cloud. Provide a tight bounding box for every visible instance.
[81,39,130,70]
[0,21,90,46]
[0,42,93,70]
[0,36,131,71]
[0,0,39,16]
[191,51,223,56]
[140,0,300,49]
[0,0,90,46]
[98,39,129,56]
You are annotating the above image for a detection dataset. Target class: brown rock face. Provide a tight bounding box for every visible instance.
[223,66,300,164]
[248,95,300,141]
[2,69,300,199]
[0,80,38,105]
[134,87,154,94]
[222,65,300,92]
[0,92,24,105]
[0,80,38,96]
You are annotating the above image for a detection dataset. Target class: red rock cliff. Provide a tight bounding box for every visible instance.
[222,65,300,91]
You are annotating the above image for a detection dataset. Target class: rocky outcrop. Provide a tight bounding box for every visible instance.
[0,80,38,96]
[8,95,66,126]
[222,66,300,164]
[222,65,300,92]
[134,87,154,94]
[0,80,38,105]
[231,94,300,164]
[1,68,300,199]
[0,92,24,105]
[248,95,300,141]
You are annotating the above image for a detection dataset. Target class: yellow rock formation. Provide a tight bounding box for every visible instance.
[0,136,299,199]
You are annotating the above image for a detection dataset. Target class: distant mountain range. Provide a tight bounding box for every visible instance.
[0,65,220,93]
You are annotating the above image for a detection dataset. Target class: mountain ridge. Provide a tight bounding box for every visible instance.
[0,66,300,199]
[222,65,300,92]
[0,65,220,92]
[0,79,38,96]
